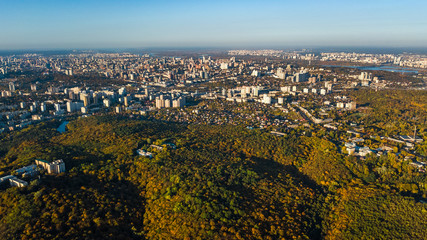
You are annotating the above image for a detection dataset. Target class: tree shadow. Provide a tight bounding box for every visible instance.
[38,173,146,240]
[247,155,323,192]
[243,155,324,240]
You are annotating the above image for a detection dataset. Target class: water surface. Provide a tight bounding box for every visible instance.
[323,65,418,74]
[57,121,69,133]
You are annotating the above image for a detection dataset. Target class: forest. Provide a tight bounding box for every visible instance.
[0,114,426,239]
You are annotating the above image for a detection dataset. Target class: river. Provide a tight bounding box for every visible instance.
[323,65,418,74]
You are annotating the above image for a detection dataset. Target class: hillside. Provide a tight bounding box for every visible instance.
[0,115,426,239]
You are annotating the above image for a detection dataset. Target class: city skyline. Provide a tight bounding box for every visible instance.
[1,0,427,49]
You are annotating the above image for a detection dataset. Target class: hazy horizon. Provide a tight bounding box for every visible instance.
[2,46,427,57]
[1,0,427,50]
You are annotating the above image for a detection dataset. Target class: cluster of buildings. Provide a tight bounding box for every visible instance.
[0,79,162,132]
[228,49,285,57]
[0,51,425,169]
[35,159,66,174]
[0,52,340,133]
[342,129,425,169]
[154,94,186,109]
[345,141,374,157]
[225,50,427,69]
[136,149,153,158]
[0,159,65,189]
[320,52,427,68]
[228,49,316,61]
[320,52,399,64]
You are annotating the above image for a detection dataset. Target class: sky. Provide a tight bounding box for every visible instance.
[1,0,427,49]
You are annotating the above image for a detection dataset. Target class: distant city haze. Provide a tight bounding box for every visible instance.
[1,0,427,49]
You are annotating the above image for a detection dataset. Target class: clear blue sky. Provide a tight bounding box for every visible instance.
[1,0,426,49]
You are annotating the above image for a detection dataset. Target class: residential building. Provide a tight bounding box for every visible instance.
[35,159,66,174]
[9,177,28,187]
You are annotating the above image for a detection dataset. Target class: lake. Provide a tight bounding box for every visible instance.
[57,121,69,133]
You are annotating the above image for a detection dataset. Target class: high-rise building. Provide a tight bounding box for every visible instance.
[263,94,272,104]
[172,97,185,108]
[54,103,61,111]
[9,82,15,92]
[359,72,372,81]
[49,160,66,174]
[253,87,259,96]
[40,103,46,112]
[155,97,164,109]
[124,96,130,106]
[241,88,246,97]
[276,68,286,79]
[92,93,99,104]
[172,99,179,108]
[66,102,73,112]
[80,93,90,106]
[251,70,260,77]
[69,91,75,100]
[164,99,171,108]
[294,72,309,82]
[35,159,66,174]
[118,87,126,96]
[180,97,186,107]
[103,99,111,108]
[220,63,228,70]
[66,101,84,112]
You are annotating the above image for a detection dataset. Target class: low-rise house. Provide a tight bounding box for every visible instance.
[345,142,373,157]
[324,124,337,130]
[399,135,423,143]
[9,177,28,187]
[15,164,38,177]
[271,131,286,137]
[150,145,164,151]
[137,149,153,158]
[410,161,426,169]
[358,146,373,157]
[345,142,356,148]
[0,175,15,184]
[347,146,356,155]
